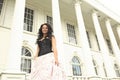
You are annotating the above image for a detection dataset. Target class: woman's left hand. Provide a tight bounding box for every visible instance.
[55,60,59,66]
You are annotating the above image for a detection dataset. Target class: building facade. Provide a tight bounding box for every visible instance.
[0,0,120,80]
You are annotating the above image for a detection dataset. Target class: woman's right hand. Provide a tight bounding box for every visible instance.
[33,56,38,60]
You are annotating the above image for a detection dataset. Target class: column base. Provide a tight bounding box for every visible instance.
[0,71,26,80]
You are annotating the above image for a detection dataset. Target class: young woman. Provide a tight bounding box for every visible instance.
[28,23,66,80]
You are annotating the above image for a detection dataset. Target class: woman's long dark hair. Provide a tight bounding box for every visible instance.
[36,23,53,44]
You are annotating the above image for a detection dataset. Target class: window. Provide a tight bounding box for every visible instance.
[47,16,53,27]
[86,31,91,48]
[106,39,113,54]
[95,35,100,51]
[24,8,34,32]
[92,60,98,75]
[21,47,32,73]
[72,56,81,76]
[0,0,4,14]
[114,64,120,77]
[103,63,107,77]
[67,23,77,44]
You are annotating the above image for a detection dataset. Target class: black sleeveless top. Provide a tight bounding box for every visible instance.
[38,37,53,56]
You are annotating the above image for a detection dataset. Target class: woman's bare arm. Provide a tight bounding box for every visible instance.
[34,44,40,59]
[52,36,59,65]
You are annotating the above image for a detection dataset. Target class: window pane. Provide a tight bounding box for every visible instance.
[92,60,98,75]
[0,0,4,3]
[106,39,113,54]
[114,64,120,77]
[24,7,34,32]
[86,31,91,48]
[0,4,2,10]
[103,63,107,77]
[0,0,4,14]
[47,16,53,27]
[95,35,100,51]
[72,56,81,76]
[67,24,77,44]
[21,47,32,73]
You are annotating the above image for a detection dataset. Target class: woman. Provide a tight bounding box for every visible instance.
[28,23,66,80]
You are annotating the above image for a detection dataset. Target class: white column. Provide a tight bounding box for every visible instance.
[117,25,120,41]
[6,0,26,72]
[90,32,99,51]
[51,0,64,62]
[74,0,95,76]
[92,10,116,77]
[105,19,120,67]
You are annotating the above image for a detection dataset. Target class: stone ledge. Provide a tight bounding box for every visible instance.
[0,71,26,80]
[0,71,26,75]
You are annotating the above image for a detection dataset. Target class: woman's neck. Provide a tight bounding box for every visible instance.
[43,34,47,38]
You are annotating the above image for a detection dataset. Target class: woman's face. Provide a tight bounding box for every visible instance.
[42,25,48,34]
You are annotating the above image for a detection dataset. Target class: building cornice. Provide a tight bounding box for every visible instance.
[84,0,120,23]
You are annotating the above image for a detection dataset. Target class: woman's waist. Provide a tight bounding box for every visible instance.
[38,50,53,56]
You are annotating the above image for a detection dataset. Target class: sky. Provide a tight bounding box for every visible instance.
[97,0,120,16]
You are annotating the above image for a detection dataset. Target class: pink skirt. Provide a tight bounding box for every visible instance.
[28,52,66,80]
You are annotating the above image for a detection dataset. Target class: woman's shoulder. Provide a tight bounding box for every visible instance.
[51,35,56,41]
[46,35,55,40]
[51,35,56,39]
[51,35,55,37]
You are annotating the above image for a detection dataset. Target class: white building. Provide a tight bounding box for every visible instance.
[0,0,120,80]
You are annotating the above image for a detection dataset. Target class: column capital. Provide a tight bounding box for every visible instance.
[91,9,100,17]
[112,24,119,27]
[73,0,83,4]
[117,24,120,27]
[116,24,120,29]
[104,17,111,22]
[92,9,98,14]
[90,9,99,16]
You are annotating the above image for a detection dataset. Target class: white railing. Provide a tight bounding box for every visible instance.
[67,76,120,80]
[25,75,120,80]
